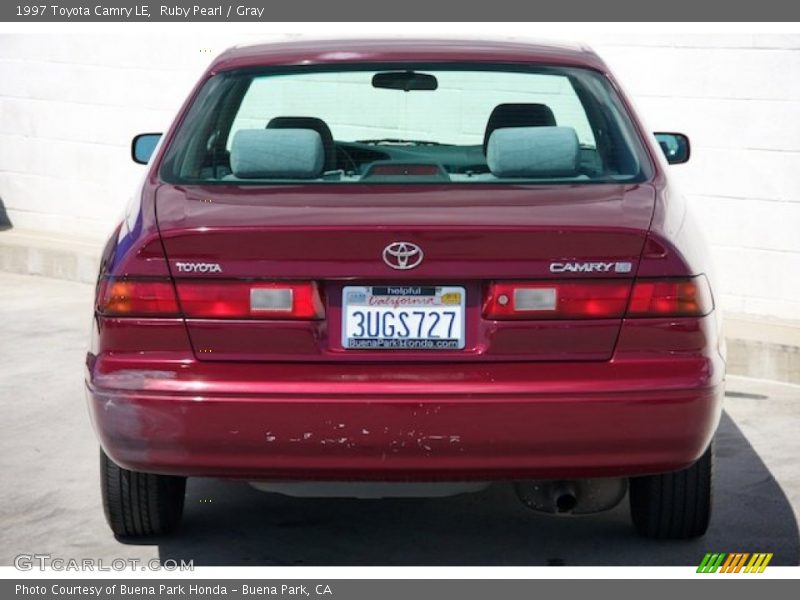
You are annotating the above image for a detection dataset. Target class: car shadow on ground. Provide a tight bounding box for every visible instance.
[147,412,799,566]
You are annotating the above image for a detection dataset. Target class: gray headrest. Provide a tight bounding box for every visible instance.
[483,103,557,152]
[230,128,324,179]
[487,126,580,178]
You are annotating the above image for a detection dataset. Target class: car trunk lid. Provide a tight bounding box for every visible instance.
[155,183,655,362]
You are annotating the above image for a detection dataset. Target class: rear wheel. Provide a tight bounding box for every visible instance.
[629,442,713,539]
[100,449,186,538]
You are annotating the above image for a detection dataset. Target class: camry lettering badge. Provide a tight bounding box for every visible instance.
[175,262,222,274]
[383,242,424,270]
[550,261,632,274]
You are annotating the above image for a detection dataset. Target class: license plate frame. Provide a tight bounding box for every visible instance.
[341,285,466,350]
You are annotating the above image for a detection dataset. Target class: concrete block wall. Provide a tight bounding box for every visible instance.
[0,32,798,321]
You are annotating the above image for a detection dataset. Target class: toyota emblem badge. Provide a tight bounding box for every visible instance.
[382,242,424,270]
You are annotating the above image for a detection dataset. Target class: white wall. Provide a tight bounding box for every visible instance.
[0,32,798,321]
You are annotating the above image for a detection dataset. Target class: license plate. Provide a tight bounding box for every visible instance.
[342,285,466,350]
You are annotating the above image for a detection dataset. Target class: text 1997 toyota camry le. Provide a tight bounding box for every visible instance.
[86,38,724,540]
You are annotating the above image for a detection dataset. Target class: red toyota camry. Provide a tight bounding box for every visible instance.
[86,38,724,540]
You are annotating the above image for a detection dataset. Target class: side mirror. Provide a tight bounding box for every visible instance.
[654,132,690,164]
[131,133,162,164]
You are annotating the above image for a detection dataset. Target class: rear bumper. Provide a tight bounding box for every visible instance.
[86,355,724,481]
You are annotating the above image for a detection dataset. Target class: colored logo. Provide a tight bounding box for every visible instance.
[697,552,773,573]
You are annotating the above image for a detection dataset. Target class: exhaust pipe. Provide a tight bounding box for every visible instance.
[551,481,578,514]
[514,478,626,515]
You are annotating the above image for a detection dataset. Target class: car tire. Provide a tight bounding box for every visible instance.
[100,449,186,537]
[629,442,713,539]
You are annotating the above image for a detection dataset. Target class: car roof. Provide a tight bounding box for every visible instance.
[209,37,608,74]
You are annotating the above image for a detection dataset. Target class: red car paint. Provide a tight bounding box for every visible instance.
[86,39,724,481]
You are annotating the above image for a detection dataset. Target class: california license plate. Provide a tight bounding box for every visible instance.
[342,285,466,349]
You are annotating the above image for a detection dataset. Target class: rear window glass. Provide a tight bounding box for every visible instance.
[160,64,652,185]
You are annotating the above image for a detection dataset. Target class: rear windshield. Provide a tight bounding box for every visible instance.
[160,64,652,185]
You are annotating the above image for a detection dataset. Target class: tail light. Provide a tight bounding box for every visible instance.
[97,278,324,319]
[484,281,630,319]
[627,276,713,317]
[483,276,712,320]
[97,278,179,316]
[175,281,324,319]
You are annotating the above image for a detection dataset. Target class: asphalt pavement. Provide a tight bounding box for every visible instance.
[1,272,797,566]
